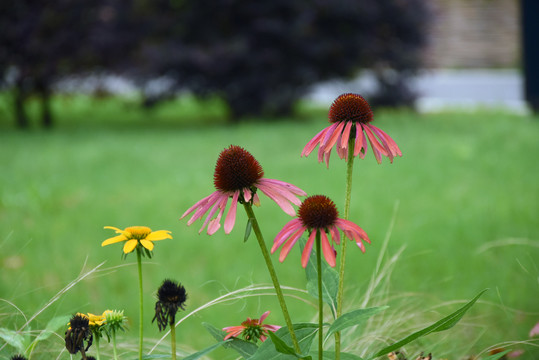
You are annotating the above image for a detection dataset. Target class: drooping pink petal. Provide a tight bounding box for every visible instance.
[185,192,221,225]
[341,121,353,149]
[279,227,306,263]
[257,183,297,216]
[302,126,329,157]
[257,179,305,206]
[329,225,341,245]
[272,219,304,252]
[259,178,307,197]
[224,191,240,234]
[322,122,345,154]
[252,193,261,207]
[335,219,370,243]
[320,230,336,267]
[301,230,317,268]
[370,124,402,157]
[320,122,340,151]
[243,188,252,203]
[364,125,389,164]
[369,126,395,163]
[354,122,367,158]
[206,196,229,235]
[181,191,217,220]
[198,193,228,233]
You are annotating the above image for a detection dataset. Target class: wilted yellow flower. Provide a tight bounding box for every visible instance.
[102,226,172,254]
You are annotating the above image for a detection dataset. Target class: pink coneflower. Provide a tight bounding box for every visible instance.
[181,145,306,235]
[223,311,281,343]
[302,93,402,167]
[271,195,370,268]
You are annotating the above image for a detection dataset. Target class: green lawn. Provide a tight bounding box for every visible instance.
[1,95,538,359]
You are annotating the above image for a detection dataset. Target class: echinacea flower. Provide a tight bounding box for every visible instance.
[181,145,306,235]
[223,311,281,343]
[65,314,93,355]
[271,195,370,268]
[153,279,188,331]
[102,226,172,254]
[302,93,402,166]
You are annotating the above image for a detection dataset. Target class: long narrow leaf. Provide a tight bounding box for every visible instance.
[326,306,388,339]
[369,289,488,359]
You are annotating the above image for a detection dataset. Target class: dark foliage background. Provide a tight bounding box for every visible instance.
[0,0,431,127]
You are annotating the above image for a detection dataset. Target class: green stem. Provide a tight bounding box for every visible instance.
[95,336,101,360]
[243,203,301,354]
[316,231,323,360]
[112,330,119,360]
[335,139,356,359]
[170,320,177,360]
[136,247,144,360]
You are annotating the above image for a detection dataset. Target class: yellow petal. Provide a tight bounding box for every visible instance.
[139,239,154,251]
[104,226,124,234]
[123,239,138,253]
[102,234,127,246]
[145,230,172,241]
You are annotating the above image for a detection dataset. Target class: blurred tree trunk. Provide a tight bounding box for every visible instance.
[13,80,29,129]
[38,82,53,128]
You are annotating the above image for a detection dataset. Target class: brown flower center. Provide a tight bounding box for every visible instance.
[298,195,339,229]
[328,93,373,124]
[125,226,152,240]
[214,145,264,192]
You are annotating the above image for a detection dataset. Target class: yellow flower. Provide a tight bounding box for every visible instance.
[87,312,106,327]
[102,226,172,254]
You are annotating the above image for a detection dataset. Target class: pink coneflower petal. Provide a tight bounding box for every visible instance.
[371,125,402,158]
[341,121,353,149]
[224,191,240,234]
[261,178,307,198]
[302,127,327,157]
[257,184,296,216]
[364,125,389,155]
[243,188,252,203]
[301,230,317,268]
[320,122,340,151]
[272,219,304,251]
[199,193,228,234]
[279,228,306,263]
[320,230,336,267]
[323,122,345,154]
[354,122,368,158]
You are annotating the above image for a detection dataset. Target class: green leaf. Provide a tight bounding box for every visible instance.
[0,328,25,353]
[368,289,488,359]
[183,340,229,360]
[326,306,389,339]
[310,351,363,360]
[303,239,339,318]
[249,323,318,360]
[142,355,170,359]
[35,315,71,341]
[266,332,303,357]
[203,322,258,359]
[244,218,252,242]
